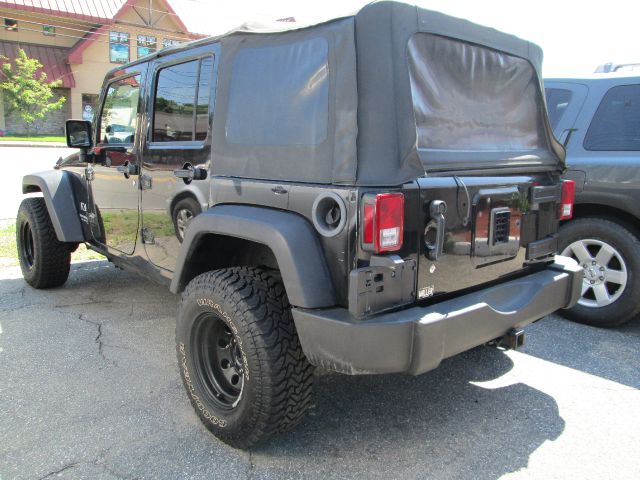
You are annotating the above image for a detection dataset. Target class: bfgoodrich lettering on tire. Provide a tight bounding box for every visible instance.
[559,217,640,327]
[175,267,314,449]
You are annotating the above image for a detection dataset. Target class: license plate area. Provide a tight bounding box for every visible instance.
[473,187,521,266]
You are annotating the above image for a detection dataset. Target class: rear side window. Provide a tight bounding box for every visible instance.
[408,34,546,153]
[584,84,640,151]
[225,37,329,146]
[152,57,213,142]
[545,88,573,131]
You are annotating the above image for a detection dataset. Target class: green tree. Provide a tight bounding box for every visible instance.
[0,49,66,134]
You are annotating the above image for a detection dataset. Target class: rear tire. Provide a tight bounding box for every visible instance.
[176,267,314,449]
[16,197,74,289]
[559,217,640,327]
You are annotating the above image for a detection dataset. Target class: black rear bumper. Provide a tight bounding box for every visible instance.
[292,256,582,375]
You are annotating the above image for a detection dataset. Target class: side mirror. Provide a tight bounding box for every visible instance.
[65,119,93,149]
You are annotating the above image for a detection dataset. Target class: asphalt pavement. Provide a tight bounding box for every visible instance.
[0,261,638,480]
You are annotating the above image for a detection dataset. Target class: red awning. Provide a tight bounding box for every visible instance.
[0,40,75,88]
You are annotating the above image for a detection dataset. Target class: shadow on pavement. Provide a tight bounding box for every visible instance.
[255,347,565,479]
[522,316,640,389]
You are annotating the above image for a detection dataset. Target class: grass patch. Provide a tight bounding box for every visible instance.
[0,222,103,267]
[1,135,66,142]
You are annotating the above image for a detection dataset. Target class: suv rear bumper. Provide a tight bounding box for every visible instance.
[292,256,582,375]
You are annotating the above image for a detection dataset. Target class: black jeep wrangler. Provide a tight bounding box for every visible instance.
[17,2,581,449]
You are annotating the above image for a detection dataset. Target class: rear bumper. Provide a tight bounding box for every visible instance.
[292,256,582,375]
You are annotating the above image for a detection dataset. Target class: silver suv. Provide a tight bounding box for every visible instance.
[546,74,640,327]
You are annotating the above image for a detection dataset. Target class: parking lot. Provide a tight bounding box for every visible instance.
[1,260,639,479]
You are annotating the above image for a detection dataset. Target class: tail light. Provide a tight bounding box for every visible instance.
[559,180,575,220]
[361,193,405,253]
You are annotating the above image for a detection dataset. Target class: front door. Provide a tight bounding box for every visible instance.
[89,74,142,255]
[141,54,216,273]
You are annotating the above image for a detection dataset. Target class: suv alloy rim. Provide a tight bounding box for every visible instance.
[191,313,244,409]
[561,239,628,308]
[176,209,194,239]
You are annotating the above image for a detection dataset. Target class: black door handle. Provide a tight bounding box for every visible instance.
[426,200,447,261]
[271,185,288,195]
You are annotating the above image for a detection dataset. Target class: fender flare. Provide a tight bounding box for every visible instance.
[170,205,337,309]
[22,170,85,243]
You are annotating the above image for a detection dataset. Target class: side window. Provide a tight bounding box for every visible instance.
[152,57,213,142]
[545,88,573,132]
[99,75,141,145]
[225,37,329,146]
[584,84,640,151]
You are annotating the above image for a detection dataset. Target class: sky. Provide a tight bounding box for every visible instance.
[171,0,639,78]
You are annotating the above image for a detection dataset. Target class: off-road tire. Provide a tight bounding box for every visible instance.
[16,197,73,289]
[559,217,640,327]
[172,197,200,242]
[176,267,314,449]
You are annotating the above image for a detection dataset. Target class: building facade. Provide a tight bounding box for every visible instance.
[0,0,200,134]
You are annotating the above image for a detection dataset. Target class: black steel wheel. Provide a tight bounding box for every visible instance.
[16,197,74,289]
[176,267,314,449]
[20,219,35,269]
[191,312,245,409]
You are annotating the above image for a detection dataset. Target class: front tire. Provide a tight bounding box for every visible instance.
[176,267,314,449]
[16,197,74,289]
[559,217,640,327]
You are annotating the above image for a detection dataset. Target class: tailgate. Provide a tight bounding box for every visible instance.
[415,174,561,301]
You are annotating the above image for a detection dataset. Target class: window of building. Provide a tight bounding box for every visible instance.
[4,18,17,31]
[99,75,140,144]
[162,38,181,48]
[109,31,130,64]
[545,88,573,131]
[137,35,156,58]
[43,25,55,36]
[584,84,640,151]
[152,57,213,142]
[82,94,99,122]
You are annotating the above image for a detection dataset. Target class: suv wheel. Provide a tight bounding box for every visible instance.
[559,217,640,327]
[176,267,314,449]
[172,197,200,242]
[16,197,74,289]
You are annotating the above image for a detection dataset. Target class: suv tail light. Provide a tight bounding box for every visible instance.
[559,180,575,220]
[361,193,405,253]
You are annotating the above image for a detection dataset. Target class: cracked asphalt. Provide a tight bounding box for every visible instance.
[1,261,639,480]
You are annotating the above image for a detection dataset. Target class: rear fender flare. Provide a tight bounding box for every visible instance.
[170,205,337,309]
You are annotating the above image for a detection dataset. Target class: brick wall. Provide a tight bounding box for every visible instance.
[3,88,70,135]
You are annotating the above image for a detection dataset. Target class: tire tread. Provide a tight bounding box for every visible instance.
[16,197,72,288]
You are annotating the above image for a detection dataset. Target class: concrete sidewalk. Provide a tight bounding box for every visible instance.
[0,141,67,148]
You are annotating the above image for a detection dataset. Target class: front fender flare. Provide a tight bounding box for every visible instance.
[22,170,85,243]
[170,205,337,309]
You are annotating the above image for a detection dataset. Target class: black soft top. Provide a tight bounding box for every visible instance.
[109,1,564,185]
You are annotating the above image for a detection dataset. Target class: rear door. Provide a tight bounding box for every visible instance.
[406,33,564,302]
[140,49,217,274]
